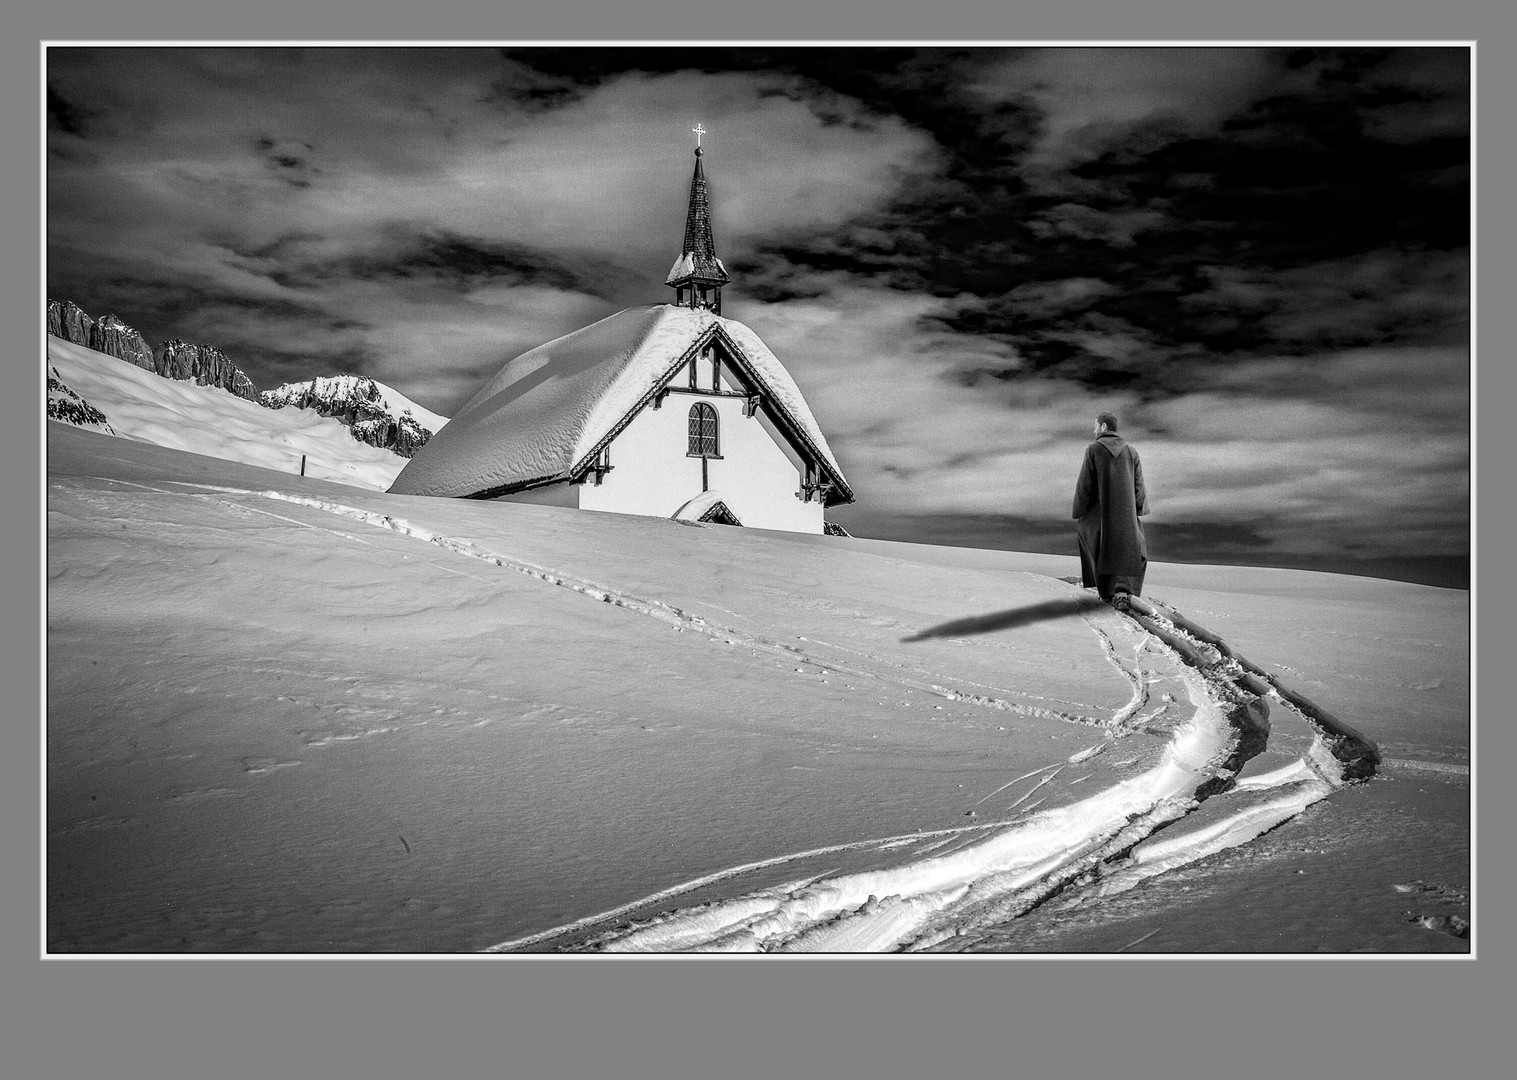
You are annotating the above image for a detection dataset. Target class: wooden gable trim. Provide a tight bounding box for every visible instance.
[702,326,855,505]
[569,326,718,482]
[567,322,854,505]
[697,500,742,526]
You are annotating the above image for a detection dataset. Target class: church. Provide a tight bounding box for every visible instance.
[387,136,854,534]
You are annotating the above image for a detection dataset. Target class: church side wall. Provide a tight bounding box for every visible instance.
[577,391,824,533]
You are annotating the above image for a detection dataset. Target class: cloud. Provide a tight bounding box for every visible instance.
[1027,203,1172,248]
[1000,277,1120,318]
[964,48,1283,172]
[1131,351,1469,558]
[734,281,1140,521]
[46,48,942,410]
[761,277,1469,572]
[1355,47,1471,144]
[1182,250,1469,354]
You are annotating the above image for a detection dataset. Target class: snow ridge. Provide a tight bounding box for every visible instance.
[184,485,1380,954]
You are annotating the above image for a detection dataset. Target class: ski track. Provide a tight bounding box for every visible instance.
[487,597,1375,954]
[88,480,1381,953]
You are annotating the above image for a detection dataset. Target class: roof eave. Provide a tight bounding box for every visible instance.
[461,471,574,501]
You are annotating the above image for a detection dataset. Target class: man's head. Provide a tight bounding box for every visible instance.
[1094,411,1119,436]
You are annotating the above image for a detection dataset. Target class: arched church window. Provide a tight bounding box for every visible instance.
[688,402,719,457]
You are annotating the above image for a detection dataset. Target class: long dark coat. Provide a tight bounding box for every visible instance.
[1073,432,1149,597]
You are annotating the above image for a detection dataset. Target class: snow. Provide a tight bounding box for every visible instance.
[672,489,735,522]
[665,252,729,284]
[388,304,849,499]
[48,366,115,433]
[46,413,1470,954]
[46,335,424,490]
[261,374,451,436]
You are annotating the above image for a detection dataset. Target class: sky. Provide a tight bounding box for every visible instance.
[44,45,1471,586]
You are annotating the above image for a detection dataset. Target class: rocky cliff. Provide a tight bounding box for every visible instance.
[47,366,116,434]
[91,314,156,372]
[48,300,95,345]
[260,375,434,457]
[154,340,260,401]
[47,299,260,401]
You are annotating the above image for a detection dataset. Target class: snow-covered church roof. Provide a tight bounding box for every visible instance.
[387,303,852,503]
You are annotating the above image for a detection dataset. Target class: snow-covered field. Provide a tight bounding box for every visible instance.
[44,344,1471,954]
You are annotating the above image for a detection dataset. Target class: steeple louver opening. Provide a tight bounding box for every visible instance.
[665,136,730,314]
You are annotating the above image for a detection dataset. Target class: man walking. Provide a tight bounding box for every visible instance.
[1073,412,1149,611]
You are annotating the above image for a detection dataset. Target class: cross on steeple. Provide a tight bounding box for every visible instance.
[665,133,730,313]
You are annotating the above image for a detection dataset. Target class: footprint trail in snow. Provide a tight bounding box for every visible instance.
[140,482,1382,953]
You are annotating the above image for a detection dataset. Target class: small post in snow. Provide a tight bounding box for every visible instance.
[300,454,306,477]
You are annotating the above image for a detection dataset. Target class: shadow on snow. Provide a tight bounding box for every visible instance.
[901,595,1106,642]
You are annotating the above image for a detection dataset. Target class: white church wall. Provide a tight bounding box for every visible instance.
[576,394,698,517]
[709,396,825,532]
[716,360,753,397]
[577,389,823,533]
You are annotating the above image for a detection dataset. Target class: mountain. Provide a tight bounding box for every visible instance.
[47,299,96,346]
[46,366,115,434]
[154,339,259,401]
[260,375,445,458]
[91,313,156,373]
[45,298,449,463]
[45,335,432,491]
[47,299,261,402]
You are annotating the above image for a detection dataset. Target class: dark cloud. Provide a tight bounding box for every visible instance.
[270,230,602,297]
[702,46,1470,402]
[254,137,319,187]
[47,83,89,136]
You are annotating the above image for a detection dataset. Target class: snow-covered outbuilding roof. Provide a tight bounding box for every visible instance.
[388,304,852,504]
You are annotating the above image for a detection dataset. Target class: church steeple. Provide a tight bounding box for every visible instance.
[666,125,730,314]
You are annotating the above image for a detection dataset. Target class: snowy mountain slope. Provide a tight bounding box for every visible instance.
[47,366,114,434]
[261,374,449,436]
[46,335,422,490]
[261,374,449,457]
[46,424,1470,954]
